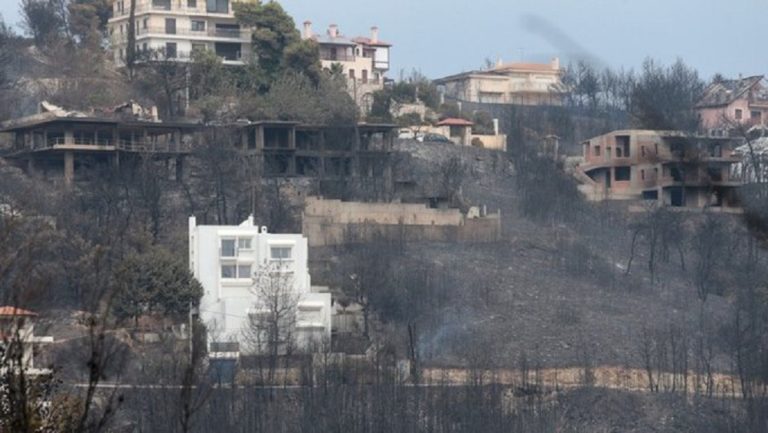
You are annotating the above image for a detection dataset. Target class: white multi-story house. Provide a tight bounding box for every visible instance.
[108,0,253,66]
[188,216,331,358]
[302,22,391,112]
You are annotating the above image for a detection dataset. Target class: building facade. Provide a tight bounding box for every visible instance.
[189,216,331,357]
[108,0,253,66]
[697,75,768,133]
[0,107,197,187]
[0,306,54,376]
[576,130,742,210]
[435,58,568,106]
[302,22,391,112]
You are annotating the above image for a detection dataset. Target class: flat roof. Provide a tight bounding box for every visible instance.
[0,114,202,133]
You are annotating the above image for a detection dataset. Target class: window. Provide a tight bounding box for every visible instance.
[221,264,236,278]
[641,169,645,180]
[165,18,176,34]
[349,69,356,80]
[238,238,252,250]
[735,109,743,120]
[221,239,236,257]
[270,246,292,261]
[191,20,205,32]
[187,0,197,6]
[142,42,148,52]
[362,69,368,84]
[207,0,229,13]
[192,43,206,53]
[221,264,251,279]
[142,18,148,29]
[165,42,177,58]
[616,135,630,158]
[615,166,631,181]
[641,146,646,157]
[237,265,252,279]
[751,111,762,123]
[593,145,601,156]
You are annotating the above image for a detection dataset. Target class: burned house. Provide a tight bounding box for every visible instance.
[1,107,396,198]
[230,121,395,198]
[576,130,742,210]
[0,111,198,186]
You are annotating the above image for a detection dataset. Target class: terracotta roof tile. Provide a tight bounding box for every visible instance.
[0,306,37,317]
[437,118,474,126]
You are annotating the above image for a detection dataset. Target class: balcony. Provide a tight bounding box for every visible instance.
[136,26,250,41]
[16,136,191,154]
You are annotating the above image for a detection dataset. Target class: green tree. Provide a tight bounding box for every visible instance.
[113,248,203,323]
[282,38,321,84]
[234,1,301,85]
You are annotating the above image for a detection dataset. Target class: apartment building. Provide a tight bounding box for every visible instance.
[576,130,742,210]
[435,58,568,106]
[189,216,331,357]
[108,0,253,66]
[302,22,391,111]
[697,75,768,133]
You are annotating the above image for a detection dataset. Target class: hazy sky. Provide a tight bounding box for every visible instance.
[2,0,766,80]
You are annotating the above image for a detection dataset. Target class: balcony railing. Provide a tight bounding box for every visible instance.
[136,26,250,40]
[16,137,192,154]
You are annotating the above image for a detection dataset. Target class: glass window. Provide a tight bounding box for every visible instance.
[735,109,743,120]
[238,238,252,249]
[221,239,235,257]
[238,265,252,279]
[187,0,197,7]
[221,264,235,278]
[270,246,292,260]
[191,20,205,31]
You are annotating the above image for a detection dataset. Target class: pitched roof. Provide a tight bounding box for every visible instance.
[311,34,356,46]
[351,36,392,47]
[437,118,474,126]
[697,75,765,108]
[0,306,38,317]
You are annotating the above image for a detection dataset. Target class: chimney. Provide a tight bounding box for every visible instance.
[551,57,560,70]
[303,20,313,39]
[370,26,379,44]
[328,24,338,38]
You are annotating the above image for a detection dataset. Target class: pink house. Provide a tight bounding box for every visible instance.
[697,76,768,132]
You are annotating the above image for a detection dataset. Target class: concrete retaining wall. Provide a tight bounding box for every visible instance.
[302,197,501,246]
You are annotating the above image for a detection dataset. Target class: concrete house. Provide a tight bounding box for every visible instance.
[189,216,331,358]
[576,130,742,210]
[697,75,768,133]
[303,22,391,112]
[108,0,254,66]
[435,58,568,106]
[0,307,54,376]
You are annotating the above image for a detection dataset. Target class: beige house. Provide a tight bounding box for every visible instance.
[576,130,742,210]
[435,58,568,106]
[0,307,54,376]
[697,75,768,133]
[108,0,254,66]
[303,22,391,112]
